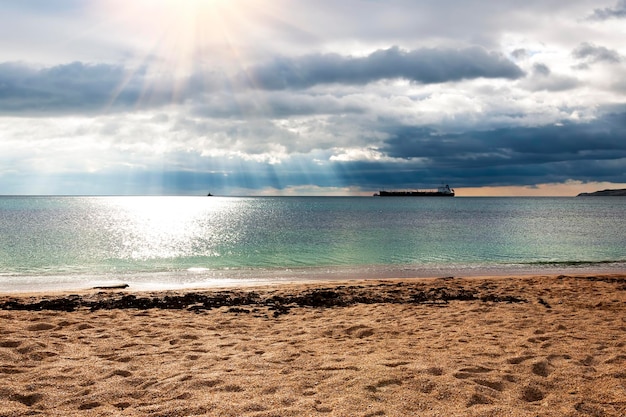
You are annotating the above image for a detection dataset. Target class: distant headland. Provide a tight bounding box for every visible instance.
[577,188,626,196]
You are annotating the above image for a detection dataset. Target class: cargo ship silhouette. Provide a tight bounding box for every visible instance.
[374,184,454,197]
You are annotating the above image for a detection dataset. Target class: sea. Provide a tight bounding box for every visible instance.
[1,196,625,292]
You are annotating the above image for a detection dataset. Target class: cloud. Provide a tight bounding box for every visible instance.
[0,62,144,114]
[0,46,524,115]
[572,42,622,68]
[1,1,626,195]
[589,0,626,20]
[532,63,551,76]
[517,63,579,92]
[614,76,626,93]
[243,46,525,90]
[3,111,626,195]
[382,112,626,162]
[511,49,529,60]
[376,111,626,187]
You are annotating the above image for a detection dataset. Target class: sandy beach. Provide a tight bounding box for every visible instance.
[0,274,624,416]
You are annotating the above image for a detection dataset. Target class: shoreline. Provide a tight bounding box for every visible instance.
[2,262,626,294]
[1,274,539,314]
[1,273,625,315]
[1,274,625,416]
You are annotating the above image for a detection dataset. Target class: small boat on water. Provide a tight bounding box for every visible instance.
[374,184,455,197]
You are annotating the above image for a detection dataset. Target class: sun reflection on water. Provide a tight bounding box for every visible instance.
[99,196,244,262]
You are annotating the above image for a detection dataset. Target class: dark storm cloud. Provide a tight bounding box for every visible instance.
[373,111,626,187]
[244,46,524,90]
[0,62,145,114]
[589,0,626,20]
[161,110,625,193]
[325,155,626,192]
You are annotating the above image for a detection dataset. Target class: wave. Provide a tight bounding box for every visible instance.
[516,260,626,267]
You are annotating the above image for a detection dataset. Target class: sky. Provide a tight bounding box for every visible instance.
[1,0,625,196]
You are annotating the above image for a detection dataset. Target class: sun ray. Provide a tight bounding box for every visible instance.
[91,0,281,107]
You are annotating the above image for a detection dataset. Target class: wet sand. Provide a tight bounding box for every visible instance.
[0,274,625,416]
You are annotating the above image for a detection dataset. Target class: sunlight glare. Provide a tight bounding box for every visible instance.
[97,0,265,66]
[102,197,239,261]
[94,0,276,102]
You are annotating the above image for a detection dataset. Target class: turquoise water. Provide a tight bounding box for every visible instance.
[1,196,625,291]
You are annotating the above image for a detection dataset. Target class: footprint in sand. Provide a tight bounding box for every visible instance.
[384,361,410,368]
[459,366,493,373]
[425,366,445,376]
[506,355,534,365]
[10,393,43,407]
[0,366,23,375]
[467,392,493,407]
[107,369,133,378]
[190,379,223,390]
[345,325,375,338]
[453,365,493,379]
[16,342,52,361]
[26,323,55,331]
[365,378,403,393]
[364,411,385,417]
[221,384,244,393]
[314,404,333,413]
[78,402,101,410]
[575,401,607,415]
[261,385,280,395]
[520,385,545,402]
[415,378,436,394]
[527,335,551,344]
[114,401,132,410]
[531,360,552,377]
[579,355,596,366]
[473,379,505,392]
